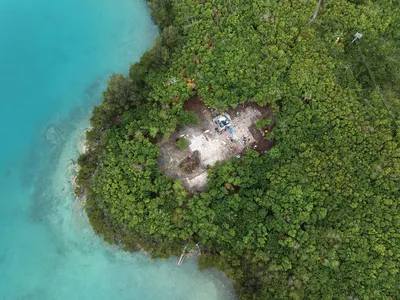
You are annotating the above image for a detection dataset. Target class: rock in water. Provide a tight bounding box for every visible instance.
[45,125,63,145]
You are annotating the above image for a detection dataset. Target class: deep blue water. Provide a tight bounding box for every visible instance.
[0,0,234,299]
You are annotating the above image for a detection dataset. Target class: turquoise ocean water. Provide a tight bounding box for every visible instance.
[0,0,235,299]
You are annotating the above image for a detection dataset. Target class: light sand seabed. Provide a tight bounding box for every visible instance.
[52,117,90,233]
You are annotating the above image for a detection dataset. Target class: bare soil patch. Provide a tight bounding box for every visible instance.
[158,98,274,192]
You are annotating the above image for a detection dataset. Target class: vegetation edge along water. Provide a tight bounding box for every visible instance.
[76,0,400,299]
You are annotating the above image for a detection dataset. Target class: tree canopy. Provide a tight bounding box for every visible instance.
[77,0,400,298]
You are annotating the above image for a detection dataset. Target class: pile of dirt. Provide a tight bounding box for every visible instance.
[179,151,201,174]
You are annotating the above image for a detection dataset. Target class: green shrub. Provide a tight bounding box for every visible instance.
[255,117,272,130]
[176,138,190,151]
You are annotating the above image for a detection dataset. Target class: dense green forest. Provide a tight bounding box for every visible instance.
[76,0,400,298]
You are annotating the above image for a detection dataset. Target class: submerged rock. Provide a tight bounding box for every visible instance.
[45,125,63,145]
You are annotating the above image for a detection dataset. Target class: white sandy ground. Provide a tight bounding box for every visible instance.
[188,106,261,165]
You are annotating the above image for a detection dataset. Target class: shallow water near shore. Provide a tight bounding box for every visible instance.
[0,0,235,299]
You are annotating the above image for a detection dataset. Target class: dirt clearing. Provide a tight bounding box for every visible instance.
[158,99,274,193]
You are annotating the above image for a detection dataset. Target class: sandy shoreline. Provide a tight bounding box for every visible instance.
[49,116,92,233]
